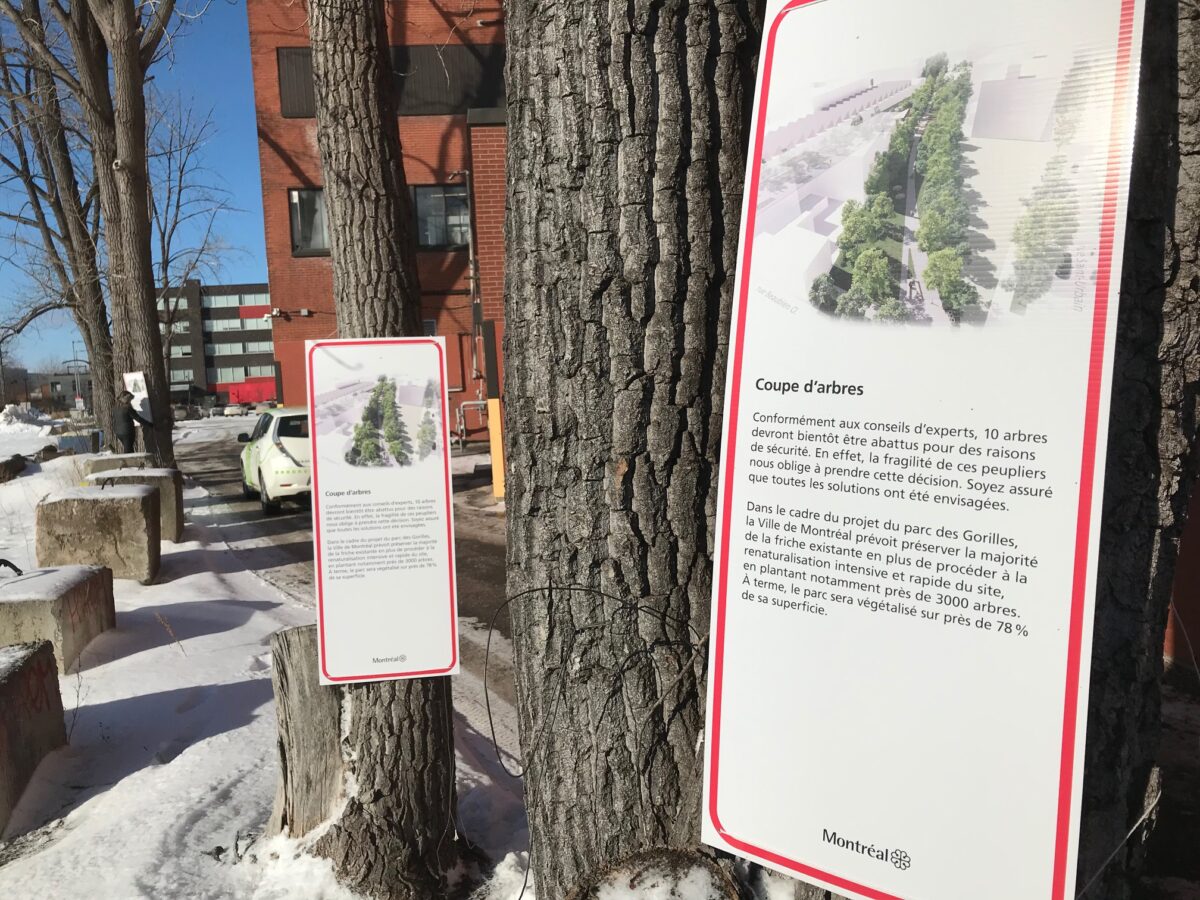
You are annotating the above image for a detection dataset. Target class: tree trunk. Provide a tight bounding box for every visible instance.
[1078,3,1200,897]
[503,2,763,896]
[268,625,459,898]
[23,0,115,447]
[64,1,127,434]
[267,2,461,896]
[505,2,1200,899]
[79,310,116,450]
[309,0,422,340]
[91,0,173,466]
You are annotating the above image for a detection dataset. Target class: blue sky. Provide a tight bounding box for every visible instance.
[4,0,268,370]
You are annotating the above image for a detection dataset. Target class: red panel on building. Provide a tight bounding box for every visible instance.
[218,377,278,406]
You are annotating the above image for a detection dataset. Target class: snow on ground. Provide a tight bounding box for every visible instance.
[0,445,529,899]
[175,416,259,446]
[0,405,59,458]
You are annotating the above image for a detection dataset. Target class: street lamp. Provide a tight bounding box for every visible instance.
[62,356,89,412]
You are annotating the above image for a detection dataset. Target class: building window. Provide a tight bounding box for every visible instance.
[202,294,240,309]
[208,366,246,384]
[205,364,274,384]
[422,319,437,336]
[278,47,316,118]
[246,341,273,354]
[276,45,506,119]
[241,292,270,306]
[413,185,469,250]
[170,345,192,358]
[158,296,187,310]
[170,369,191,384]
[289,188,329,256]
[207,343,244,356]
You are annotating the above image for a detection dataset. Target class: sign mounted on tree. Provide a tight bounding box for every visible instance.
[703,1,1145,898]
[307,338,458,684]
[122,371,150,422]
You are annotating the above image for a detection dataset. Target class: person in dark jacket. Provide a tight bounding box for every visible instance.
[112,391,151,453]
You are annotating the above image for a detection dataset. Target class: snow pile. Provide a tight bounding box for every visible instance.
[593,865,726,900]
[0,404,53,428]
[471,851,532,899]
[0,404,58,457]
[0,642,32,677]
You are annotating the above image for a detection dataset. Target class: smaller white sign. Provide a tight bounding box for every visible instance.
[307,338,459,684]
[122,371,151,423]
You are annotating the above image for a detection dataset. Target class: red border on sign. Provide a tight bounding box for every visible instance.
[307,338,459,682]
[707,1,1138,897]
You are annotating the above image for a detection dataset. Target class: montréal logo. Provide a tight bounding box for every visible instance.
[823,829,912,871]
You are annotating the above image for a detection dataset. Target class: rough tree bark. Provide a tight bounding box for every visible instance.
[505,2,1199,900]
[1078,3,1200,898]
[503,2,764,897]
[309,0,422,340]
[266,2,461,897]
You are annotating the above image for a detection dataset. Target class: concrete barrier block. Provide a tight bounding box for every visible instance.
[80,453,151,477]
[36,486,160,584]
[0,641,66,834]
[85,468,184,543]
[0,567,115,672]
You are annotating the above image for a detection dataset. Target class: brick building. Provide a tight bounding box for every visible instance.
[246,1,507,441]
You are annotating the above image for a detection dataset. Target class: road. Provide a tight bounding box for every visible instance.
[172,417,515,704]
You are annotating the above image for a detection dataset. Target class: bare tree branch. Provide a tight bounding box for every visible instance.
[0,0,81,95]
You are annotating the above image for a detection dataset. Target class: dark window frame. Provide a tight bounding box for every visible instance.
[288,187,330,258]
[411,184,471,252]
[278,47,316,118]
[277,45,505,120]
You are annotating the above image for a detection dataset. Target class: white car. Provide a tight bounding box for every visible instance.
[238,408,311,514]
[223,403,246,417]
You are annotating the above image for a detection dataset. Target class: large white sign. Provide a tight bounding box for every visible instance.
[703,1,1145,898]
[122,371,150,422]
[307,338,458,684]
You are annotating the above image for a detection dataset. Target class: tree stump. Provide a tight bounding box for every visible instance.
[268,624,465,898]
[267,624,343,838]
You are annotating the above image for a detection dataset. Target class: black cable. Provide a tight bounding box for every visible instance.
[483,582,695,780]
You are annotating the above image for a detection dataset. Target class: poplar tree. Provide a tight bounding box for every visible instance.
[381,379,413,465]
[503,2,1200,898]
[268,1,460,897]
